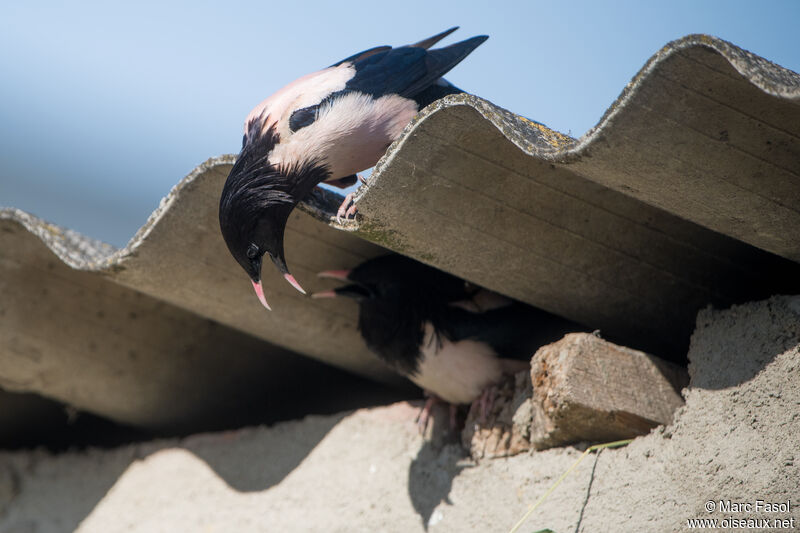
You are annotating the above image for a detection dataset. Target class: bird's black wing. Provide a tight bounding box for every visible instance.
[331,27,459,68]
[437,303,587,361]
[411,26,459,49]
[343,35,488,100]
[399,35,487,98]
[330,45,392,68]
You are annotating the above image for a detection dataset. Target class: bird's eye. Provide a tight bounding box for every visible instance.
[289,105,319,132]
[246,243,259,259]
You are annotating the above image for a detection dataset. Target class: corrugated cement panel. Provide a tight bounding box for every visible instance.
[2,34,799,428]
[341,34,800,357]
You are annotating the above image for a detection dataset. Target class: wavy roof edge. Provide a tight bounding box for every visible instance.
[3,34,798,271]
[373,33,800,169]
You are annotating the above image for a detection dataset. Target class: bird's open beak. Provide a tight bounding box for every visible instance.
[312,269,352,298]
[313,283,369,301]
[269,254,306,295]
[251,279,272,310]
[283,273,306,294]
[316,269,352,281]
[310,289,338,299]
[250,275,304,311]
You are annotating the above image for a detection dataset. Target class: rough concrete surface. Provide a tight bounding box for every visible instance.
[1,295,797,532]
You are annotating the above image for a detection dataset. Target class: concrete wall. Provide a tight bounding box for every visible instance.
[1,295,797,532]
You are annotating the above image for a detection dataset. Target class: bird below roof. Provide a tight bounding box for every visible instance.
[219,27,488,311]
[313,254,587,428]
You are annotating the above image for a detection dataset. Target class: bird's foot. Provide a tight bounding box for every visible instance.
[335,192,358,223]
[415,395,461,435]
[415,395,439,434]
[474,386,497,423]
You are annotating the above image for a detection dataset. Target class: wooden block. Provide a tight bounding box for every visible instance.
[462,333,688,458]
[529,333,688,450]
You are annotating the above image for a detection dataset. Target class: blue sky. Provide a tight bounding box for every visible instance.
[2,1,799,246]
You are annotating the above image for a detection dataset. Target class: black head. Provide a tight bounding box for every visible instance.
[314,255,474,374]
[316,254,472,307]
[347,254,471,302]
[219,119,330,309]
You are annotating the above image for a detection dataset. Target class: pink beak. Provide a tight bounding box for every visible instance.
[251,280,272,311]
[310,289,338,299]
[316,269,352,281]
[284,273,306,294]
[251,275,306,311]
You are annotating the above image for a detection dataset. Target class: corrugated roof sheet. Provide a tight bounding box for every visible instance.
[2,34,798,428]
[346,34,800,357]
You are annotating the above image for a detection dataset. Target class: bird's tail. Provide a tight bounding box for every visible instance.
[412,26,459,49]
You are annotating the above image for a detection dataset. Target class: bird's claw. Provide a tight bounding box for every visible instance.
[415,396,438,434]
[415,395,461,435]
[335,192,358,223]
[476,386,497,423]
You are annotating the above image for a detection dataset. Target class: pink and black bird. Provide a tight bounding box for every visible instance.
[313,255,585,422]
[219,28,487,310]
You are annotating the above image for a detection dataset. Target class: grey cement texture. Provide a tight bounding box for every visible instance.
[1,295,798,532]
[0,195,398,431]
[352,35,800,358]
[3,34,800,433]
